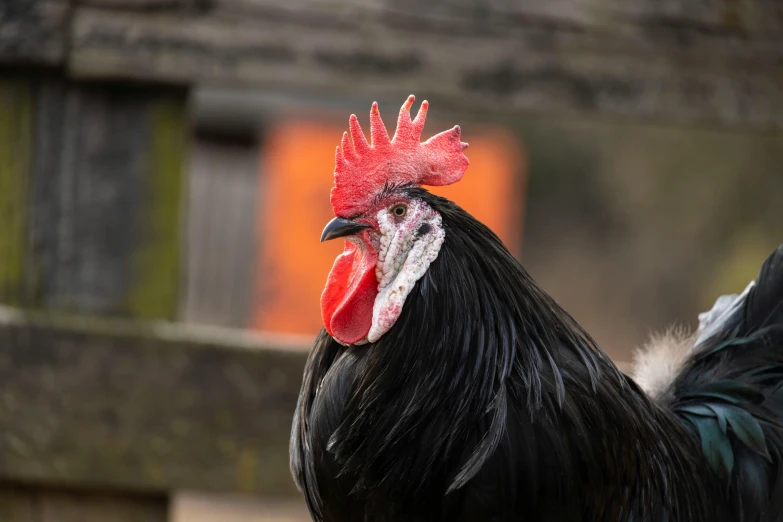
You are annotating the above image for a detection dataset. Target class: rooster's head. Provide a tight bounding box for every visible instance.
[319,95,470,346]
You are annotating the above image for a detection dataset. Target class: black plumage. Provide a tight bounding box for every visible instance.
[290,188,783,521]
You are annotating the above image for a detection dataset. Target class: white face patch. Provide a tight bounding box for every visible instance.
[367,199,445,343]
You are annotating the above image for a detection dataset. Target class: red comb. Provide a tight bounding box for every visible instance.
[330,95,469,217]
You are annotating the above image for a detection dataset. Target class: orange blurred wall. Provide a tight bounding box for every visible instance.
[250,119,526,337]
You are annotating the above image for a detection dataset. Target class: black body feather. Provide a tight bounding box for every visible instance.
[290,189,783,521]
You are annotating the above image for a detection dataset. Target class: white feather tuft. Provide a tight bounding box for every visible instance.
[630,280,756,400]
[630,326,695,399]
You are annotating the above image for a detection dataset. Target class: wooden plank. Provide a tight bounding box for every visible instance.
[67,3,783,129]
[182,137,260,328]
[126,95,187,319]
[27,77,68,311]
[36,83,145,314]
[26,81,187,319]
[0,77,33,307]
[88,0,783,40]
[0,484,168,522]
[0,0,71,64]
[78,0,202,7]
[0,484,38,522]
[68,0,783,87]
[0,307,308,496]
[39,490,167,522]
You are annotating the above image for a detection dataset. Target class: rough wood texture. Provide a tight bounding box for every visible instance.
[0,0,71,63]
[25,79,187,319]
[126,93,188,319]
[0,306,308,496]
[0,77,33,307]
[182,136,260,328]
[0,484,168,522]
[0,485,36,522]
[67,0,783,129]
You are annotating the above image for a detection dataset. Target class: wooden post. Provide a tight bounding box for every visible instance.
[0,68,189,520]
[0,76,34,307]
[0,71,187,320]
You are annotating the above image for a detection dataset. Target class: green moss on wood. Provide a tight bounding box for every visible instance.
[127,95,187,320]
[0,79,33,307]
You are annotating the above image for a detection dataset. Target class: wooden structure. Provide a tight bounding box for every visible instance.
[183,135,261,329]
[4,1,783,129]
[0,307,307,521]
[15,0,782,129]
[0,0,782,520]
[0,73,185,317]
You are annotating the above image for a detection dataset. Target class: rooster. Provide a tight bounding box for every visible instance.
[289,95,783,522]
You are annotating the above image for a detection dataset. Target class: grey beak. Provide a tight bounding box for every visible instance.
[320,217,372,242]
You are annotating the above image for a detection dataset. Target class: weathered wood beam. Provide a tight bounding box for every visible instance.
[0,306,308,497]
[0,77,34,307]
[32,80,188,319]
[0,484,168,522]
[67,1,783,129]
[0,0,72,64]
[0,72,187,319]
[69,0,783,40]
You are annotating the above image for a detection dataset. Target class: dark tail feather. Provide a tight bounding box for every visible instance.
[666,243,783,521]
[742,244,783,337]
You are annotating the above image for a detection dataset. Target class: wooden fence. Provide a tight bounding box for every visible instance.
[0,307,308,521]
[1,0,782,520]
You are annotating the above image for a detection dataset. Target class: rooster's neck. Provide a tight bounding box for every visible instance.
[324,190,623,493]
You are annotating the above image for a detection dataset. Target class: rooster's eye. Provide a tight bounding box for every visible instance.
[391,204,408,218]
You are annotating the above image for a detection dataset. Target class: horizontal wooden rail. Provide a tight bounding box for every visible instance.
[0,306,308,497]
[2,0,783,130]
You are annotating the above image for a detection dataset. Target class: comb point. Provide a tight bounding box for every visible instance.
[349,114,369,152]
[369,101,390,147]
[341,131,357,160]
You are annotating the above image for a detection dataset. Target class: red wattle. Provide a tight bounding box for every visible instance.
[320,238,378,344]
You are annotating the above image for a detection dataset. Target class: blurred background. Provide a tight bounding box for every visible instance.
[1,0,782,520]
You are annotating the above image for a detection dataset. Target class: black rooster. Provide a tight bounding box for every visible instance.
[290,96,783,521]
